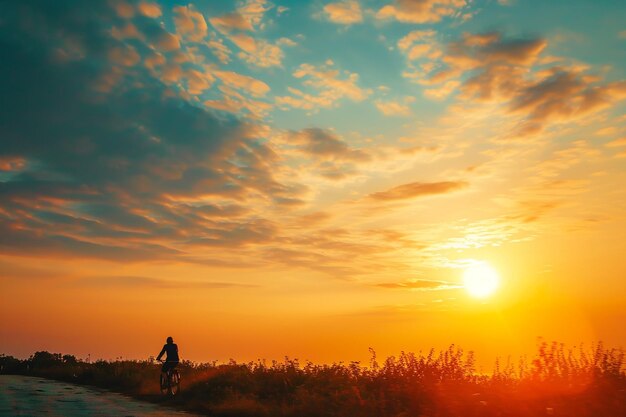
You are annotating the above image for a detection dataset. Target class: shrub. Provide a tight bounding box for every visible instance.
[2,341,624,417]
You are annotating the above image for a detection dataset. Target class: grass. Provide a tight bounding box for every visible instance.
[1,341,624,417]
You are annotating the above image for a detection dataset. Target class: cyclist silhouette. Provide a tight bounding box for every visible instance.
[157,336,179,373]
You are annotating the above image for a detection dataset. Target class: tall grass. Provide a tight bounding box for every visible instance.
[1,341,624,417]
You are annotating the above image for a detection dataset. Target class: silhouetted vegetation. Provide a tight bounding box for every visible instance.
[1,341,624,417]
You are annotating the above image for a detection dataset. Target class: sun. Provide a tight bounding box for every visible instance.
[462,262,500,298]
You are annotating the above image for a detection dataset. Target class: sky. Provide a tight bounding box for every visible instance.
[1,0,625,368]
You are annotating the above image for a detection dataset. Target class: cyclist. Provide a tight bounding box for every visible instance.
[156,336,179,374]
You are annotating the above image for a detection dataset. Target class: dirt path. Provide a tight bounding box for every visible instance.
[0,375,202,417]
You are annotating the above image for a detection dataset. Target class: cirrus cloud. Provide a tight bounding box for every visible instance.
[369,181,468,201]
[375,279,461,290]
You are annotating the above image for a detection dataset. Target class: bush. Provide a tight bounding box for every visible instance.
[1,341,624,417]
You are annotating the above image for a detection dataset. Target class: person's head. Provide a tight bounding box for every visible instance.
[166,336,174,344]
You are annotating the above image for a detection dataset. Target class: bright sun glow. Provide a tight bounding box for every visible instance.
[463,262,500,298]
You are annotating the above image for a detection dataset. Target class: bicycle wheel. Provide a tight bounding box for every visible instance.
[160,372,169,395]
[169,370,180,395]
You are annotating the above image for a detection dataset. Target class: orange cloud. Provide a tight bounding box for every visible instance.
[207,1,289,68]
[424,80,460,100]
[274,128,372,181]
[214,71,271,97]
[323,0,363,25]
[277,62,372,111]
[204,87,273,119]
[210,13,254,33]
[173,5,208,42]
[230,33,285,67]
[155,32,180,52]
[111,23,143,41]
[369,181,468,201]
[445,34,547,70]
[236,0,270,30]
[375,99,412,116]
[414,31,626,135]
[288,128,370,162]
[605,137,626,148]
[398,30,436,50]
[377,0,467,24]
[185,69,214,95]
[75,275,257,289]
[207,38,232,64]
[137,1,161,18]
[0,156,26,172]
[508,72,626,134]
[376,279,461,290]
[108,45,140,66]
[110,0,134,18]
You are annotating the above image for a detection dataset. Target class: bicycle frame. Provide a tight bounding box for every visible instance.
[159,360,180,396]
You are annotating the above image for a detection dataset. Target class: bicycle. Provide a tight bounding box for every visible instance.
[158,360,181,396]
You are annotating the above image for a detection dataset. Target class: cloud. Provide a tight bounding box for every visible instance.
[376,279,461,290]
[76,275,257,289]
[0,220,181,261]
[0,1,303,262]
[0,260,65,281]
[288,128,370,161]
[173,5,208,42]
[214,71,271,97]
[276,61,372,111]
[293,62,371,100]
[111,22,143,41]
[508,71,626,131]
[236,0,271,30]
[0,156,26,172]
[406,33,547,103]
[272,128,372,181]
[605,137,626,148]
[137,1,162,18]
[410,31,626,135]
[111,0,135,19]
[184,68,215,95]
[154,31,180,51]
[259,225,420,278]
[369,181,468,201]
[210,13,254,33]
[396,29,443,74]
[206,0,286,67]
[375,99,412,116]
[377,0,467,24]
[423,80,460,100]
[209,0,270,33]
[207,37,232,63]
[204,87,273,119]
[108,45,140,66]
[444,34,547,74]
[398,30,436,50]
[323,1,363,25]
[408,44,433,59]
[230,33,285,67]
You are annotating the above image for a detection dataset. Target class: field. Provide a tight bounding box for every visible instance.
[1,341,624,417]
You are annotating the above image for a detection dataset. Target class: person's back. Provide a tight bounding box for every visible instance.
[157,336,179,373]
[160,342,179,361]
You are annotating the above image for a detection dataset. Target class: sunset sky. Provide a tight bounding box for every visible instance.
[1,0,625,368]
